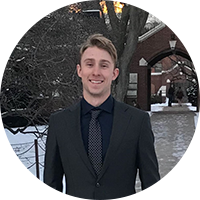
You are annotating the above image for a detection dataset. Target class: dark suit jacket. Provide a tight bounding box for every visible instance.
[44,99,160,199]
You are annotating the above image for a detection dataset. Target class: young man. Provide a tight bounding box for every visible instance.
[168,84,175,107]
[44,34,160,199]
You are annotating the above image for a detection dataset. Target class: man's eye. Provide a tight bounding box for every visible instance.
[86,63,93,67]
[102,64,108,68]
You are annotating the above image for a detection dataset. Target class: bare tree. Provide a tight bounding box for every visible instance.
[0,3,107,136]
[1,1,149,136]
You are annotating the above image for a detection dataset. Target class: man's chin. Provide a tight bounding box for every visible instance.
[88,91,103,97]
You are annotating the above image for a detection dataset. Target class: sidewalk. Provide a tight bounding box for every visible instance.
[151,102,199,128]
[150,105,196,179]
[151,102,198,112]
[151,104,200,199]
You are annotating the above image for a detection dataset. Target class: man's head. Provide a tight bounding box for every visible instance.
[79,34,118,68]
[77,34,119,105]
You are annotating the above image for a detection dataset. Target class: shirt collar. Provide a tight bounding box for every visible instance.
[81,95,114,115]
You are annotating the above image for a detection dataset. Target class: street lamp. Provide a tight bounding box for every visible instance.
[169,34,177,50]
[166,79,171,83]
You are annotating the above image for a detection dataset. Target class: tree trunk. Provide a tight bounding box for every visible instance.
[114,6,148,102]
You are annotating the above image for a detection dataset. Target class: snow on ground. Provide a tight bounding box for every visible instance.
[5,126,47,144]
[151,97,196,112]
[194,112,200,140]
[193,112,199,128]
[4,126,46,199]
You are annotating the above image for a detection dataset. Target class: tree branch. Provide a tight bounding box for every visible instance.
[105,0,119,35]
[117,4,130,57]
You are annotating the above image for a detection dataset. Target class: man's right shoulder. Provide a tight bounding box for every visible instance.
[50,101,81,119]
[50,108,68,119]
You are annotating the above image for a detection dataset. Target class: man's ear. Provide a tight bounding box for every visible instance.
[77,64,82,78]
[112,68,119,81]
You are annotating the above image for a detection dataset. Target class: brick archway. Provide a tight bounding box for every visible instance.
[128,24,192,110]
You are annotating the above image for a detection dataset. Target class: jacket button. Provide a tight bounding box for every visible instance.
[96,182,101,188]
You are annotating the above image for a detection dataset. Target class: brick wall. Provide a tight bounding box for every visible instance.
[128,25,189,110]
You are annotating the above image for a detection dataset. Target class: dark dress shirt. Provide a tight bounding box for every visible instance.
[81,95,114,160]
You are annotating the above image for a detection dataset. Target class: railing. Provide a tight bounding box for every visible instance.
[7,139,45,199]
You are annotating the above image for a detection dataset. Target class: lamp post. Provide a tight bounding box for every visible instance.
[169,34,177,52]
[166,79,171,83]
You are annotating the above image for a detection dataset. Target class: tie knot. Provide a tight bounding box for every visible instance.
[91,109,101,119]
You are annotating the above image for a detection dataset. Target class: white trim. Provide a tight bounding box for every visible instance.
[139,23,166,42]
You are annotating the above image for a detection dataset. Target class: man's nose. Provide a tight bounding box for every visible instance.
[92,65,101,76]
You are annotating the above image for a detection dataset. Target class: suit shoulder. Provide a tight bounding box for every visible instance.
[50,101,81,119]
[115,100,148,117]
[50,108,67,118]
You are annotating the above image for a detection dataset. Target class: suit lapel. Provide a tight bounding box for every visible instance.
[98,101,132,180]
[66,102,96,177]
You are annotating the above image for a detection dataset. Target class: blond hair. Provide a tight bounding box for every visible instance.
[79,34,118,66]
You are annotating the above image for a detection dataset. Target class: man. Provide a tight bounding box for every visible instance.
[44,34,160,199]
[168,84,174,107]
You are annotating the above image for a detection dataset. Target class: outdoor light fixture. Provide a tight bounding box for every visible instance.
[166,79,171,83]
[169,34,177,50]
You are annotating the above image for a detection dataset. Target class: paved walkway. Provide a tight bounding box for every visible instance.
[162,104,194,112]
[151,105,196,178]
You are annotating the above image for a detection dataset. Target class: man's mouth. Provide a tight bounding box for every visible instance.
[89,80,104,84]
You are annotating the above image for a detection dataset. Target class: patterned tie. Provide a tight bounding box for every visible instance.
[88,109,102,176]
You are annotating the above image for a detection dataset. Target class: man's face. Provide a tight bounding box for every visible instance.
[77,46,119,101]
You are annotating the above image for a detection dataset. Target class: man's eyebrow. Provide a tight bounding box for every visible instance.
[100,59,111,64]
[83,58,94,63]
[83,59,111,64]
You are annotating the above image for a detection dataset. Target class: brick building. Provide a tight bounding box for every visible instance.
[126,23,193,110]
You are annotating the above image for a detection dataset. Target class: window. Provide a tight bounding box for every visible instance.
[127,73,138,98]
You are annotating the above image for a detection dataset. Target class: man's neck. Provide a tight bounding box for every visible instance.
[83,93,111,107]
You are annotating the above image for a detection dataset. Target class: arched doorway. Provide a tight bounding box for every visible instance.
[149,50,198,111]
[128,24,199,111]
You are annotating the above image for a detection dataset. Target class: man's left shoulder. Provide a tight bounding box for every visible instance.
[114,100,148,117]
